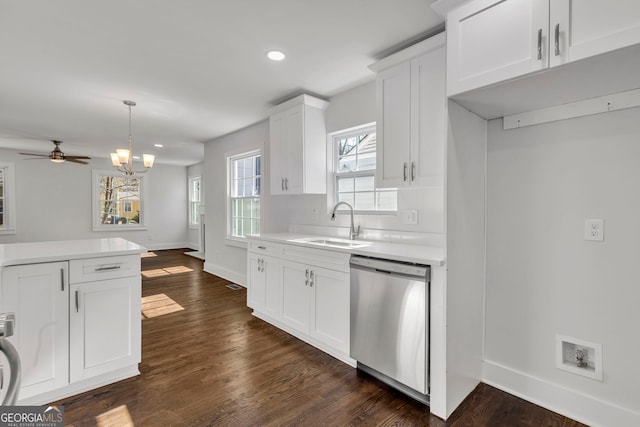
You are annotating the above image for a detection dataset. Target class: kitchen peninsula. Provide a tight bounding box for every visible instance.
[0,238,146,405]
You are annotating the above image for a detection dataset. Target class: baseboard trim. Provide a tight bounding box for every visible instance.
[203,261,246,287]
[483,360,640,427]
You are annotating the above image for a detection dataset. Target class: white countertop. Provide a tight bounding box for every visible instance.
[0,238,147,267]
[250,233,445,266]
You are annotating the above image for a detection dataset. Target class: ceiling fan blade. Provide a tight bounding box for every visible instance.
[19,152,49,157]
[65,158,89,165]
[65,155,91,160]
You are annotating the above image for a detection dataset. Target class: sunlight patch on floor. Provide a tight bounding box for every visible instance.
[140,251,157,258]
[95,405,134,427]
[141,293,184,319]
[141,265,194,277]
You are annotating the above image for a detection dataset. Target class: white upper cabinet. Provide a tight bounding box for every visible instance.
[373,33,446,189]
[446,0,640,96]
[269,94,329,195]
[550,0,640,68]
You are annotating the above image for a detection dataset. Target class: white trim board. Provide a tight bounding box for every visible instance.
[503,88,640,130]
[483,360,640,427]
[203,261,246,287]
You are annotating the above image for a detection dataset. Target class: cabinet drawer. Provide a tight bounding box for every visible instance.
[70,255,140,284]
[248,240,284,257]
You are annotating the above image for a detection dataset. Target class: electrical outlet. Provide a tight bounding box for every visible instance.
[311,209,318,224]
[556,334,603,381]
[584,219,604,241]
[401,210,418,225]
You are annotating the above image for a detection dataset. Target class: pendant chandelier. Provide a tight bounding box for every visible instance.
[110,100,155,176]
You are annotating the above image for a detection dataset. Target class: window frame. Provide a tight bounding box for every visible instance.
[0,162,16,235]
[226,148,262,245]
[328,123,397,215]
[92,169,148,231]
[188,176,202,228]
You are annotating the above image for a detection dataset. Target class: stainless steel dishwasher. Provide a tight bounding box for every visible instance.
[350,255,429,404]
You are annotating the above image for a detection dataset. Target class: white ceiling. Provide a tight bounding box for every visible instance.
[0,1,443,166]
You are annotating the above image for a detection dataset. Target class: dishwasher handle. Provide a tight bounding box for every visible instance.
[350,256,429,280]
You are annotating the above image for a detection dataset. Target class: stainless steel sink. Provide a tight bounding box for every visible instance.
[305,239,370,249]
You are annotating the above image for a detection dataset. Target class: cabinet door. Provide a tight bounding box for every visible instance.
[411,47,446,187]
[550,0,640,67]
[69,276,141,381]
[281,261,310,334]
[376,61,411,188]
[309,266,350,354]
[284,105,304,194]
[447,0,549,96]
[0,262,69,399]
[263,256,283,320]
[247,253,266,311]
[269,111,287,195]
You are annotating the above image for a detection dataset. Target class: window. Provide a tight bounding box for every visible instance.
[333,125,397,212]
[228,151,261,239]
[189,176,201,226]
[0,162,16,235]
[92,170,147,230]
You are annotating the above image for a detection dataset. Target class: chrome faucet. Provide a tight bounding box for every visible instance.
[330,201,360,240]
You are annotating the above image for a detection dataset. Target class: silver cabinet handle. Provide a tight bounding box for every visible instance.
[281,178,284,191]
[60,268,65,291]
[309,270,314,287]
[537,28,542,60]
[95,265,121,271]
[257,245,266,250]
[305,269,309,279]
[285,178,288,191]
[403,162,408,181]
[411,162,416,181]
[257,258,261,271]
[0,365,3,390]
[75,290,79,313]
[261,259,265,272]
[554,23,560,56]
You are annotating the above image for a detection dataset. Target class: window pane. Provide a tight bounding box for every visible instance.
[251,219,260,236]
[255,156,261,176]
[337,177,354,193]
[242,218,251,236]
[355,192,375,211]
[243,177,253,197]
[242,198,251,218]
[354,176,375,192]
[337,193,354,206]
[251,199,260,219]
[338,155,357,173]
[232,218,240,237]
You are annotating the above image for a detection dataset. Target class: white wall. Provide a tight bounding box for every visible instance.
[484,108,640,425]
[0,148,189,249]
[187,162,204,250]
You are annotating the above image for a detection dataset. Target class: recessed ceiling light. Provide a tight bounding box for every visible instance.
[154,144,163,148]
[267,50,286,61]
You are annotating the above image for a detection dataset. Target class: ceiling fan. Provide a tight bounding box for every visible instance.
[19,140,91,164]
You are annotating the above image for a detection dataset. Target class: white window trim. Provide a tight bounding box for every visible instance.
[0,162,16,235]
[188,176,202,229]
[327,123,397,216]
[225,146,263,247]
[92,169,148,231]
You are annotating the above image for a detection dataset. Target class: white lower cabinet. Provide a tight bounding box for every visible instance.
[247,252,282,320]
[0,252,142,404]
[0,262,69,399]
[69,276,141,381]
[248,240,352,365]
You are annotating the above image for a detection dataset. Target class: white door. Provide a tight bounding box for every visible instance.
[69,276,141,381]
[281,261,310,334]
[550,0,640,67]
[310,266,350,354]
[247,253,266,311]
[447,0,549,95]
[0,262,69,399]
[410,47,446,187]
[376,61,411,188]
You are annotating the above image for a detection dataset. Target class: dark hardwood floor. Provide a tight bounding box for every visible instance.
[55,249,586,426]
